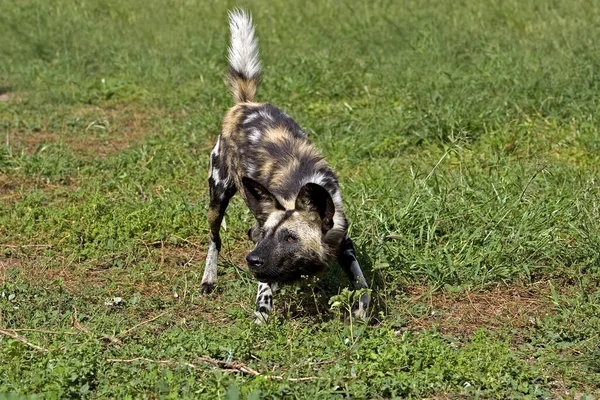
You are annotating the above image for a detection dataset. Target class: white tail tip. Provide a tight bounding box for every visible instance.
[228,9,261,79]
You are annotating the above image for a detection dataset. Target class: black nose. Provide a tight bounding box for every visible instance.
[246,253,264,269]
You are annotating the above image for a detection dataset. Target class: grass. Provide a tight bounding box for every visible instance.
[1,0,599,397]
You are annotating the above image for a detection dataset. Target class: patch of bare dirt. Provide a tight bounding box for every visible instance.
[2,243,567,337]
[0,92,18,102]
[0,174,29,195]
[69,104,164,156]
[0,173,81,205]
[0,250,68,297]
[6,104,165,157]
[0,242,210,296]
[404,283,555,337]
[0,85,19,102]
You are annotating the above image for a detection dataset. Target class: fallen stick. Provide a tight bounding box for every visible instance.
[118,311,169,338]
[1,244,52,249]
[196,356,260,376]
[107,356,259,375]
[72,306,121,345]
[106,356,355,382]
[0,328,49,353]
[8,328,78,335]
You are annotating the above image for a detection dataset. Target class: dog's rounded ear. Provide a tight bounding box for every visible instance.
[242,177,284,225]
[295,183,335,233]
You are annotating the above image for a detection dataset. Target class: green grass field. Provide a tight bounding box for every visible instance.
[1,0,599,398]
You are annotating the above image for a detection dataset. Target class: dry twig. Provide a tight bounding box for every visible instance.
[71,306,121,345]
[106,356,340,382]
[0,328,49,353]
[71,307,93,335]
[1,244,52,249]
[311,335,361,366]
[9,328,78,335]
[107,356,259,375]
[118,311,169,338]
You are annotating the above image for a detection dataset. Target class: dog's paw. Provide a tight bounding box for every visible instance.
[200,282,215,295]
[352,307,368,320]
[352,291,371,320]
[254,310,270,325]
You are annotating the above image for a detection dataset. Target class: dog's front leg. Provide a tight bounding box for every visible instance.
[338,235,370,320]
[254,282,278,324]
[201,173,236,294]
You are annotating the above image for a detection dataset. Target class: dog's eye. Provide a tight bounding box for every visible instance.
[286,235,297,243]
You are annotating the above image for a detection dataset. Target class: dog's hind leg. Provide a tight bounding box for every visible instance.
[254,282,278,324]
[338,235,370,320]
[201,146,236,294]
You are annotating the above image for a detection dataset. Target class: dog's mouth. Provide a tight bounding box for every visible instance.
[247,264,281,283]
[248,261,326,283]
[250,271,279,283]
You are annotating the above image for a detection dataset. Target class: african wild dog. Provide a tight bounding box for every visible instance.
[201,9,370,323]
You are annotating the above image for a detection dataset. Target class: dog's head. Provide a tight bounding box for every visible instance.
[242,177,344,283]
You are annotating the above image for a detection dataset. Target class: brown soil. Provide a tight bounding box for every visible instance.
[402,283,555,337]
[70,104,162,156]
[0,174,84,209]
[1,244,198,292]
[0,92,18,102]
[6,104,164,157]
[2,241,558,340]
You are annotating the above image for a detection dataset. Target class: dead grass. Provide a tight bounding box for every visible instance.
[0,174,36,195]
[0,243,206,296]
[0,84,19,102]
[0,240,558,340]
[0,173,79,204]
[404,283,555,337]
[0,246,238,331]
[69,104,163,156]
[0,92,19,102]
[5,104,163,157]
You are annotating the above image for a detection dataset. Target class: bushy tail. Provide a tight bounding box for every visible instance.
[227,9,261,103]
